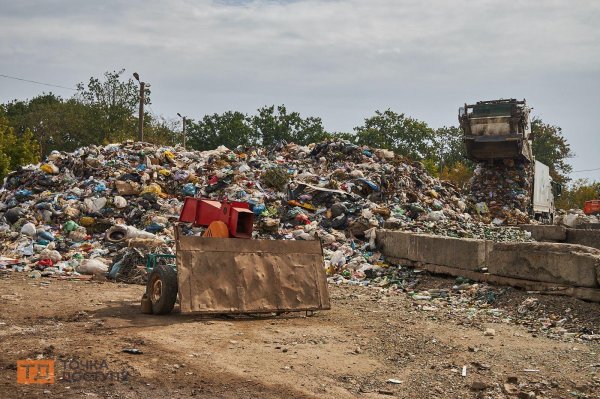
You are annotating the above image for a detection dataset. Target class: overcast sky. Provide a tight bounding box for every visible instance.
[1,0,599,181]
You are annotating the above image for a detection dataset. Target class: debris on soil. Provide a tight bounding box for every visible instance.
[122,348,143,355]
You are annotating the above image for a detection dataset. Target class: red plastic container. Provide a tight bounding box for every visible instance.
[583,200,600,216]
[179,198,254,238]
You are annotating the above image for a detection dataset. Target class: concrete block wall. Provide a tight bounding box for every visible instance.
[489,242,600,288]
[376,231,490,272]
[566,229,600,250]
[519,224,600,250]
[376,230,600,301]
[519,225,566,242]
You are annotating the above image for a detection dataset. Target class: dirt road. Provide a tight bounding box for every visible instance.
[0,272,598,398]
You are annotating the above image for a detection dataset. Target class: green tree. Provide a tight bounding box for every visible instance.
[432,126,467,170]
[531,118,573,183]
[330,132,356,142]
[252,105,328,146]
[1,70,176,154]
[556,179,600,210]
[187,111,256,151]
[2,94,96,155]
[0,151,9,181]
[143,115,180,147]
[354,110,435,160]
[75,69,148,144]
[439,161,473,191]
[421,158,439,177]
[0,117,40,181]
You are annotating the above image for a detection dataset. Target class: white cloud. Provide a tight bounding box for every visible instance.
[0,0,599,178]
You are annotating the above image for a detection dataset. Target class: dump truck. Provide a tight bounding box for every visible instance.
[142,198,331,315]
[459,99,533,162]
[459,99,559,223]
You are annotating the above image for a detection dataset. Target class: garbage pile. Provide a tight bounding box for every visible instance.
[556,209,599,228]
[0,140,531,283]
[469,160,532,225]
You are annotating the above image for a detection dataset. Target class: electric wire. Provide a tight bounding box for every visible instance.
[0,73,76,91]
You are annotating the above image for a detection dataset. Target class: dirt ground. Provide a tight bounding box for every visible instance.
[0,272,599,399]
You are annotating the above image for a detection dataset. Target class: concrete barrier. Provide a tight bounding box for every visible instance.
[376,230,490,272]
[519,225,600,250]
[488,242,600,288]
[376,229,600,302]
[566,229,600,250]
[577,222,600,230]
[519,225,566,241]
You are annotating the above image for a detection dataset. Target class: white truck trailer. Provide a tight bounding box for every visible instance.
[532,160,556,223]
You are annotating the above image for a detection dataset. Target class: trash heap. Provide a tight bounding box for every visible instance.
[469,160,532,225]
[556,209,599,228]
[0,140,531,284]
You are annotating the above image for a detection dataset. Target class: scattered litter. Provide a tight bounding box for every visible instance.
[484,328,496,337]
[122,348,143,355]
[386,379,402,384]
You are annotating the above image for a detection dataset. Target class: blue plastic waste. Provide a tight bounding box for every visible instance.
[182,183,196,196]
[37,231,56,242]
[15,189,33,198]
[108,261,122,280]
[357,178,379,191]
[145,222,165,233]
[252,203,266,215]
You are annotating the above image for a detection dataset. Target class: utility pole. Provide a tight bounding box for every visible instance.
[182,116,186,149]
[177,113,187,149]
[138,81,145,142]
[133,72,145,142]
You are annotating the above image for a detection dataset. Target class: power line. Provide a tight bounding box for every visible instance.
[0,73,76,91]
[572,167,600,173]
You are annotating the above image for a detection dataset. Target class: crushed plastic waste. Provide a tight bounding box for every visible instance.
[469,160,532,226]
[0,140,532,284]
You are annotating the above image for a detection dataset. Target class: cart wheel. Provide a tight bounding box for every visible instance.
[146,264,178,315]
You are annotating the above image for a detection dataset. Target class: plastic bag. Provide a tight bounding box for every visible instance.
[20,222,37,237]
[40,163,59,174]
[140,183,163,196]
[83,197,107,213]
[330,250,346,267]
[113,196,128,208]
[76,259,109,275]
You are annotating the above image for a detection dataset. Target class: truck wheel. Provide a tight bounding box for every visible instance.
[146,264,178,315]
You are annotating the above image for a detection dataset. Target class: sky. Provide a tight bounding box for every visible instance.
[1,0,599,182]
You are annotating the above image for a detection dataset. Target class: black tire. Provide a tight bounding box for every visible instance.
[146,264,178,315]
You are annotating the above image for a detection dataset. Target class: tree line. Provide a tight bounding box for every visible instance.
[1,69,594,209]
